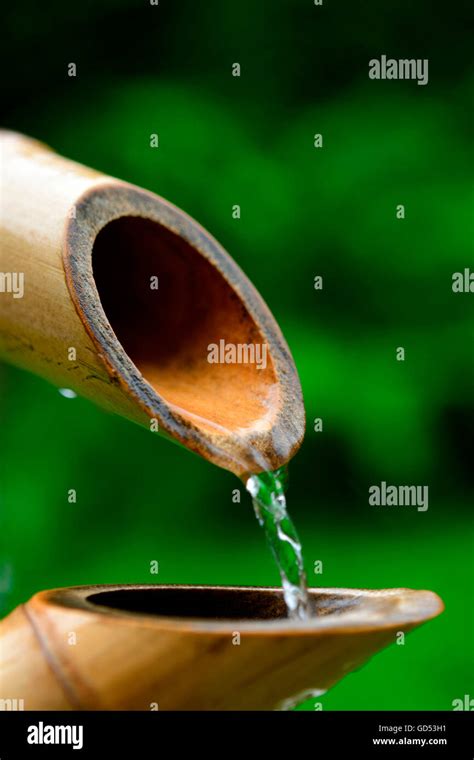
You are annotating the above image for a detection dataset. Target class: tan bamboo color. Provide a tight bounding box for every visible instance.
[0,585,443,710]
[0,131,304,476]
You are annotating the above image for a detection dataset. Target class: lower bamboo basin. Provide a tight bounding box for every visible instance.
[0,584,443,710]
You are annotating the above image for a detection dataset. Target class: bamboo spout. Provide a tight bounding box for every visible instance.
[0,585,443,710]
[0,131,304,475]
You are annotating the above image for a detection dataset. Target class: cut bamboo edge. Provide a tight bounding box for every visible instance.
[0,130,305,476]
[0,584,444,710]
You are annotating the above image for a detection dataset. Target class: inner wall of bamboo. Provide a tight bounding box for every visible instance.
[86,587,291,619]
[91,216,277,433]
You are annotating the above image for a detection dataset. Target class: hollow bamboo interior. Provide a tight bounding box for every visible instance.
[0,131,304,475]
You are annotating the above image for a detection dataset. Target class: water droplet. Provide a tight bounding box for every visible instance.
[58,388,77,399]
[277,688,327,711]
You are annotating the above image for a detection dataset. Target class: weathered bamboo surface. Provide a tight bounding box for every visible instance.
[0,585,443,710]
[0,131,304,475]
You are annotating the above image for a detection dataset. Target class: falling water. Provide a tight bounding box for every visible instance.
[246,466,311,620]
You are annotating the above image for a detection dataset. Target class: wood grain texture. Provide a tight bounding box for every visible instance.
[0,131,304,475]
[0,585,444,710]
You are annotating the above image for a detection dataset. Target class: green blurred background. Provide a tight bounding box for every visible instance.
[1,0,473,710]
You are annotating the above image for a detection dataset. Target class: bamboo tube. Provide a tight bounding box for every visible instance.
[0,131,304,476]
[0,584,443,710]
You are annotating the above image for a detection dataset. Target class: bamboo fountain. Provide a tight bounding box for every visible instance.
[0,131,443,710]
